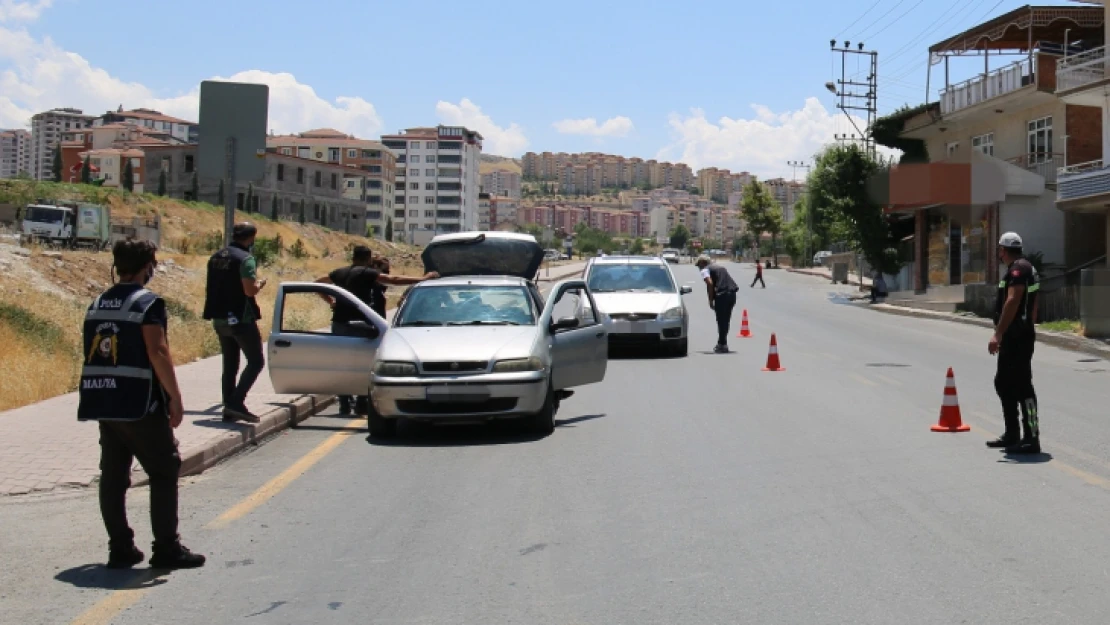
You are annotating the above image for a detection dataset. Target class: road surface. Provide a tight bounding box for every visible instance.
[6,262,1110,624]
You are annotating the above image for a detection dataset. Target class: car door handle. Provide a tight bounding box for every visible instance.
[275,340,292,348]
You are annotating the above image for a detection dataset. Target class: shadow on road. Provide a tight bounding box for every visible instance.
[55,565,169,590]
[365,414,606,447]
[184,404,224,417]
[607,345,685,360]
[998,452,1054,464]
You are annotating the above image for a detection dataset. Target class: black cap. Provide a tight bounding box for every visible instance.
[232,222,258,240]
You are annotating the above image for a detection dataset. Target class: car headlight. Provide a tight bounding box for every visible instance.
[492,357,544,373]
[374,361,418,376]
[661,306,685,320]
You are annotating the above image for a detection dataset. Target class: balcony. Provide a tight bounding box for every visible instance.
[1056,46,1106,93]
[940,60,1034,116]
[1057,160,1110,207]
[1006,152,1065,185]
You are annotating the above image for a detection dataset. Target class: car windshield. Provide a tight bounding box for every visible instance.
[26,207,66,224]
[396,285,536,327]
[587,264,676,293]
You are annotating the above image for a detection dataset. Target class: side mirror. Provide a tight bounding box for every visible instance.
[349,320,381,339]
[680,285,692,295]
[551,316,580,331]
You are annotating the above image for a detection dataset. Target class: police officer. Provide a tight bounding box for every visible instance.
[370,256,391,318]
[987,231,1041,455]
[203,222,266,423]
[316,245,436,414]
[696,254,740,353]
[78,239,205,570]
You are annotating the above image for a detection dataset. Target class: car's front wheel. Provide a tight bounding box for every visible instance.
[367,403,397,438]
[668,338,688,357]
[527,384,556,436]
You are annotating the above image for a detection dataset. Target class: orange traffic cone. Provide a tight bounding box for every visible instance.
[737,309,752,338]
[931,368,970,432]
[761,333,785,371]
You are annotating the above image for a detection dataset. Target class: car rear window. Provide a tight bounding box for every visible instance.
[587,264,675,293]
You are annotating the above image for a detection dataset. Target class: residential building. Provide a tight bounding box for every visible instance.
[521,151,694,190]
[0,129,31,178]
[31,108,95,180]
[268,128,397,232]
[481,168,522,199]
[148,144,370,234]
[697,168,755,203]
[58,123,185,180]
[478,192,492,230]
[94,107,198,144]
[882,4,1105,304]
[517,205,589,232]
[71,148,147,191]
[1051,0,1110,336]
[380,125,483,240]
[490,196,519,227]
[764,178,806,222]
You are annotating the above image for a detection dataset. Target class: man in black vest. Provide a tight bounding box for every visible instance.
[203,222,267,423]
[78,239,205,570]
[696,254,740,353]
[316,245,436,414]
[987,231,1042,455]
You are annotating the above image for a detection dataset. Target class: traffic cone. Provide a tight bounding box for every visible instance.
[737,309,752,338]
[931,368,970,432]
[761,333,785,371]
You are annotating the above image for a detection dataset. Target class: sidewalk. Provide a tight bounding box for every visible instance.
[0,262,587,497]
[787,266,874,288]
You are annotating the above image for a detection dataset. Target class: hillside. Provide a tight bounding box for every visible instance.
[0,181,424,412]
[479,155,522,175]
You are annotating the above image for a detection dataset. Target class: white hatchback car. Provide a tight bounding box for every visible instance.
[265,232,609,438]
[583,255,692,356]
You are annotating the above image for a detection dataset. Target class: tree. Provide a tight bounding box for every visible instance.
[271,195,279,221]
[740,181,784,267]
[629,238,645,255]
[245,183,254,213]
[80,155,92,184]
[157,170,167,196]
[217,179,225,205]
[298,199,306,225]
[809,143,905,274]
[385,217,393,241]
[668,224,690,250]
[122,160,134,192]
[190,172,199,201]
[52,149,63,183]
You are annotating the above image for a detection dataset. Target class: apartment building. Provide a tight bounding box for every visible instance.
[517,205,589,232]
[480,168,521,199]
[764,178,806,223]
[521,151,693,191]
[31,108,96,180]
[73,148,147,191]
[0,129,31,178]
[490,196,519,228]
[268,128,398,231]
[697,168,755,203]
[380,125,482,240]
[477,193,492,230]
[881,4,1108,306]
[93,108,198,144]
[1052,0,1110,336]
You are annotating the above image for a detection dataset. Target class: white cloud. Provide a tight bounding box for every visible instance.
[553,116,634,138]
[657,98,900,178]
[0,23,383,138]
[0,0,53,22]
[435,98,528,156]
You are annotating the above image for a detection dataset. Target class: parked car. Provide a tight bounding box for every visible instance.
[813,250,832,266]
[583,255,692,356]
[265,231,609,438]
[660,248,680,264]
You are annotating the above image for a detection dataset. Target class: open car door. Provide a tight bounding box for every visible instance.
[541,279,608,390]
[267,282,389,396]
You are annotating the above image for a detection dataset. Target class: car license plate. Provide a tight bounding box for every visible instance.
[425,385,490,404]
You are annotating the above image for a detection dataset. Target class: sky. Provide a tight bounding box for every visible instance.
[0,0,1085,180]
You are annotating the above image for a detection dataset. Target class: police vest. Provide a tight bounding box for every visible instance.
[77,287,163,422]
[202,244,261,322]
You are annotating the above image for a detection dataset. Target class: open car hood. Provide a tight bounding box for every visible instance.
[421,232,545,279]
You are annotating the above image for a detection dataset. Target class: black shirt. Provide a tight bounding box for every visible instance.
[994,258,1038,341]
[702,264,739,295]
[329,265,380,324]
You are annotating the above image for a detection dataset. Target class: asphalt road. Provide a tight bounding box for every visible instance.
[7,262,1110,624]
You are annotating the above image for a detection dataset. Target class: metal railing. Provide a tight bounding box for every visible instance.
[939,60,1031,115]
[1058,159,1104,177]
[1056,45,1106,92]
[1057,159,1110,202]
[1005,152,1065,184]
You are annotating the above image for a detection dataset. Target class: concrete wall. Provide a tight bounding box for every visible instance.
[926,100,1063,164]
[1000,191,1066,266]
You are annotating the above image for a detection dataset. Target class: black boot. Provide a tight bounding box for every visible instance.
[338,396,352,415]
[1006,438,1042,455]
[106,545,145,569]
[150,543,206,570]
[986,434,1020,449]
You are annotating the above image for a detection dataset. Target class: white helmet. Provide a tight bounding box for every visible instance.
[998,232,1023,248]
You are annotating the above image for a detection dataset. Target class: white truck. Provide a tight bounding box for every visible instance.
[21,201,112,250]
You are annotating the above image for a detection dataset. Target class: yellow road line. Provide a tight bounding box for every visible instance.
[207,418,364,529]
[849,373,878,387]
[875,373,902,387]
[69,417,364,625]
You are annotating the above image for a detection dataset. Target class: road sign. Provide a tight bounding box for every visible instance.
[691,239,702,248]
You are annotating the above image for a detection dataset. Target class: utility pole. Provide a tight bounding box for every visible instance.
[827,40,878,160]
[788,160,812,266]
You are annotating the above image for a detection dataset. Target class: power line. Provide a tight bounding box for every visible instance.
[880,0,980,67]
[881,0,1002,82]
[860,0,928,43]
[836,0,884,39]
[852,0,907,40]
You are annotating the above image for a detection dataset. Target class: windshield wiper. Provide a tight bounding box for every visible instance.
[400,320,444,327]
[446,320,522,326]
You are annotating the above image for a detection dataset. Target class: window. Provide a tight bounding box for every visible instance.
[426,141,436,149]
[396,154,406,163]
[298,147,310,159]
[369,150,381,158]
[133,173,141,183]
[281,148,292,155]
[331,173,337,189]
[297,167,305,184]
[368,211,383,220]
[348,149,357,158]
[425,210,435,218]
[1028,116,1053,163]
[368,180,382,189]
[426,169,435,176]
[424,196,435,204]
[972,133,994,156]
[395,195,405,205]
[411,155,420,163]
[277,164,285,181]
[425,155,436,163]
[409,209,419,217]
[425,182,435,190]
[410,141,420,148]
[183,155,194,173]
[314,171,322,187]
[383,139,405,150]
[396,285,536,327]
[395,209,405,218]
[410,182,419,190]
[346,179,356,188]
[368,195,382,205]
[410,168,419,176]
[946,142,959,158]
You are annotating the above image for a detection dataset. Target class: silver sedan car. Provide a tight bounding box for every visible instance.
[265,232,608,438]
[583,255,692,356]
